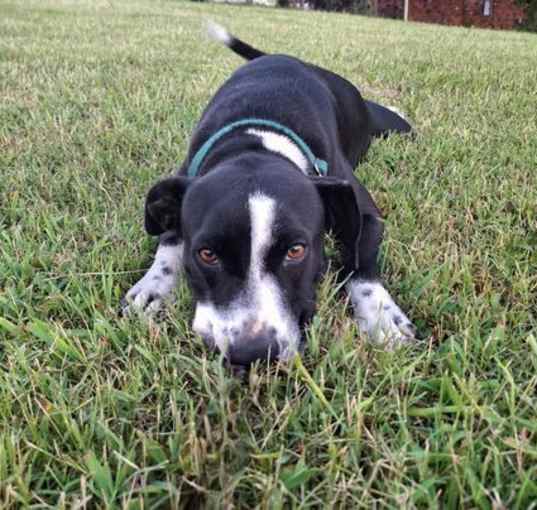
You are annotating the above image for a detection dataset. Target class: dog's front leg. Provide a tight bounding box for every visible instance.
[346,211,416,346]
[121,232,183,315]
[347,277,416,347]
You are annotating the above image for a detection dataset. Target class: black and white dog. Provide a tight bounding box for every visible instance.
[122,23,417,366]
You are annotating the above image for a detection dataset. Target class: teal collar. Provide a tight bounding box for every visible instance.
[186,118,328,178]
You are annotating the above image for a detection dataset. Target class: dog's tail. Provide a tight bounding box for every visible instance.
[206,21,266,61]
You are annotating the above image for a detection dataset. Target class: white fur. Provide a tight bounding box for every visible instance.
[192,193,301,359]
[123,243,183,315]
[246,128,308,173]
[206,20,232,46]
[347,279,415,347]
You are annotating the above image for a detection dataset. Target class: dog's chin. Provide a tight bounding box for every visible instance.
[225,361,250,380]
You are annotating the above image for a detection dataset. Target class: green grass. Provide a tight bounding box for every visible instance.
[1,0,536,507]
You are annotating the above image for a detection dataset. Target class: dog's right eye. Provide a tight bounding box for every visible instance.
[198,248,219,266]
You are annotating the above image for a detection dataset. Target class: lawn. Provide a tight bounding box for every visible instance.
[1,0,536,507]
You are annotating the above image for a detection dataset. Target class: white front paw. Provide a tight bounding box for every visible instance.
[121,271,177,316]
[121,243,183,316]
[348,279,416,347]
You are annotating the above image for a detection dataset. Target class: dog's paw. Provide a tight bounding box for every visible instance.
[120,272,176,316]
[347,279,416,348]
[361,305,416,347]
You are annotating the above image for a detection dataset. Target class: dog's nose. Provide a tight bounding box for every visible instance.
[227,333,280,366]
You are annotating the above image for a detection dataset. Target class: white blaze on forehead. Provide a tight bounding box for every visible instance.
[249,192,276,276]
[192,193,301,360]
[246,129,308,173]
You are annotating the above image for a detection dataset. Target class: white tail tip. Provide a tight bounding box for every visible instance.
[206,20,232,46]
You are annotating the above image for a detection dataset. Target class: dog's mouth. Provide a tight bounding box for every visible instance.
[192,295,305,366]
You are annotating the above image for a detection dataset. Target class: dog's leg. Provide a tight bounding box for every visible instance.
[365,100,412,138]
[346,213,416,346]
[121,232,183,315]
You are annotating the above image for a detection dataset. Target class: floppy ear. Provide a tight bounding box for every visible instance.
[311,176,362,271]
[144,176,191,236]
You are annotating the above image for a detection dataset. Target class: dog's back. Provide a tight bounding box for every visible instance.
[197,22,411,169]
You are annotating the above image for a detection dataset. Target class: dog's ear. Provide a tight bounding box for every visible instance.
[312,176,362,270]
[144,176,191,236]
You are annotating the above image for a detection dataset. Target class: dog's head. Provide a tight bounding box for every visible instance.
[144,154,361,366]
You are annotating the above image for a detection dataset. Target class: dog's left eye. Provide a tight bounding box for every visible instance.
[286,243,306,261]
[199,248,219,265]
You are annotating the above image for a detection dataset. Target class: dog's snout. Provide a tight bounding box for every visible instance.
[227,331,280,366]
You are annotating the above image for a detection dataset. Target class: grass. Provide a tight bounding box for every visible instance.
[1,0,536,507]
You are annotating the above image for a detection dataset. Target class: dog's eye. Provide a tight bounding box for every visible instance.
[199,248,219,265]
[286,243,306,261]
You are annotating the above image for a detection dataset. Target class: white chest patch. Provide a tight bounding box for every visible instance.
[192,193,301,360]
[246,128,308,173]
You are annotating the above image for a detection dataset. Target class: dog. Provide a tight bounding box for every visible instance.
[122,22,417,367]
